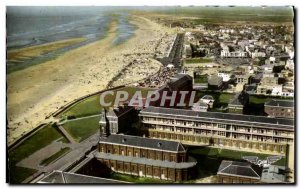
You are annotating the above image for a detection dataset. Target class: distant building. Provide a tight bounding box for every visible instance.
[150,74,193,108]
[256,77,283,96]
[261,165,287,183]
[228,91,249,114]
[265,99,294,118]
[200,95,214,108]
[236,74,250,85]
[221,50,248,58]
[217,160,261,183]
[208,74,223,90]
[217,71,232,82]
[251,51,266,58]
[192,101,208,112]
[184,45,192,58]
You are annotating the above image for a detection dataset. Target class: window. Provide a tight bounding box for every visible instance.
[218,124,226,129]
[218,131,226,136]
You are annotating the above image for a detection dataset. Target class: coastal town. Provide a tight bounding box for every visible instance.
[7,7,294,185]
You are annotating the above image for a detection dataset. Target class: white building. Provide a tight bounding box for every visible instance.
[200,95,214,108]
[217,71,232,82]
[251,51,266,58]
[221,50,248,58]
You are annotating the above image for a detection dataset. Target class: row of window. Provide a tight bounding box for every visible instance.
[100,145,182,162]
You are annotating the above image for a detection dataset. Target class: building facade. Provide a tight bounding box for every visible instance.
[97,112,197,182]
[139,106,294,155]
[265,99,294,119]
[96,134,197,181]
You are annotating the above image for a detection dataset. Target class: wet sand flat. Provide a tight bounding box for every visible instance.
[7,15,175,145]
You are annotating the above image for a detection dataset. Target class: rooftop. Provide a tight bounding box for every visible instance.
[38,171,128,184]
[265,99,294,108]
[217,160,262,180]
[140,106,294,130]
[99,134,186,153]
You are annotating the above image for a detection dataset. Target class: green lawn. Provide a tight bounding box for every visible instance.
[110,172,172,183]
[61,87,152,118]
[8,123,67,183]
[195,91,234,109]
[189,147,286,166]
[194,75,208,83]
[62,116,100,142]
[8,123,65,164]
[249,95,293,104]
[40,147,71,166]
[185,58,212,64]
[8,165,37,184]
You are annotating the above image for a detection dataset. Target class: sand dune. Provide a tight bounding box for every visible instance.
[7,14,175,145]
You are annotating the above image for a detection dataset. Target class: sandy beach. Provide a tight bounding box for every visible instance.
[7,14,175,145]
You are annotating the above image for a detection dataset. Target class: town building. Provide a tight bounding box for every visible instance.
[261,165,287,183]
[236,74,250,85]
[265,100,294,119]
[139,106,294,154]
[228,91,249,114]
[199,95,214,108]
[217,71,232,82]
[208,74,223,90]
[217,160,261,183]
[192,101,208,112]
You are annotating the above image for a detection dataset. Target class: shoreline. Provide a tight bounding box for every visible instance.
[7,14,175,145]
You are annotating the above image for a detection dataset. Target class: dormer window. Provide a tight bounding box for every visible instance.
[157,142,162,147]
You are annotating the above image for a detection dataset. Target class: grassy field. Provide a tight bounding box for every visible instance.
[188,146,286,180]
[195,91,234,110]
[62,116,100,142]
[249,95,293,104]
[7,37,86,62]
[247,95,294,115]
[40,147,71,166]
[8,123,65,163]
[194,75,208,83]
[8,165,37,184]
[8,123,67,183]
[185,58,212,64]
[61,86,152,118]
[189,147,286,165]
